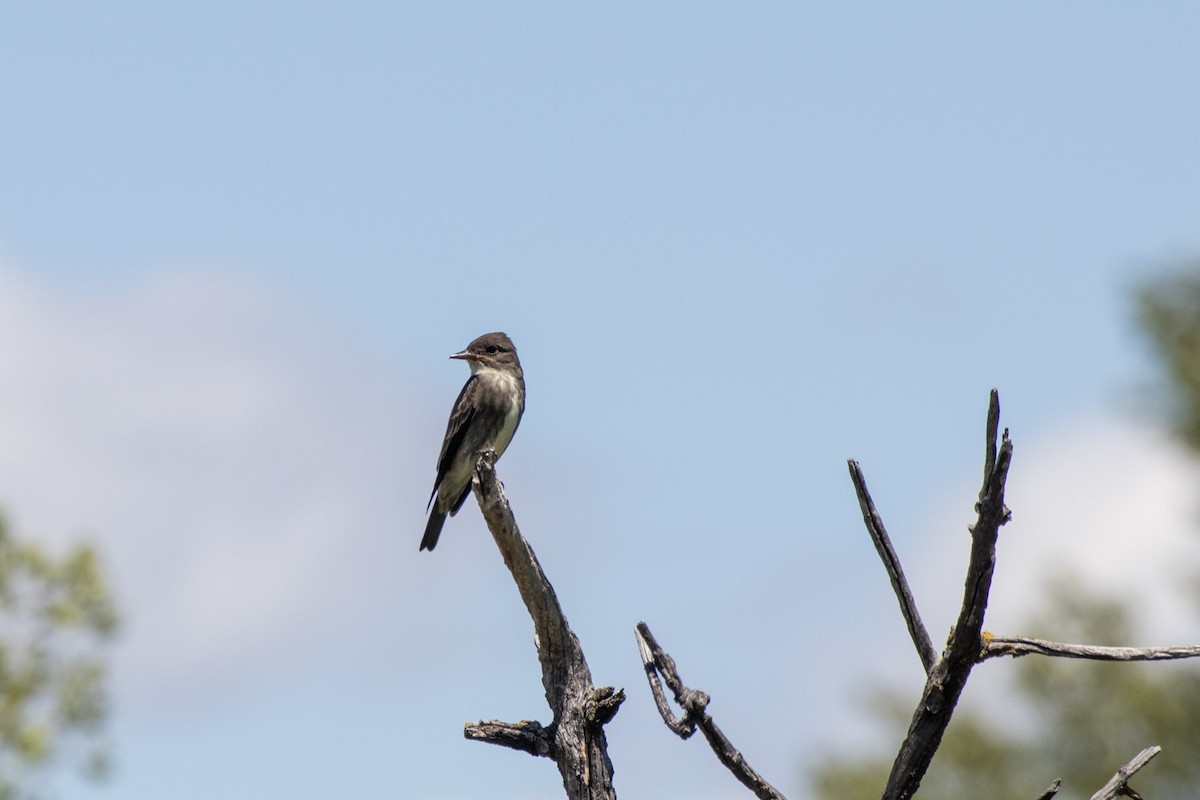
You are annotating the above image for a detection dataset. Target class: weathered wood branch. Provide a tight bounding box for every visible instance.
[982,635,1200,663]
[1035,778,1062,800]
[874,390,1014,800]
[463,451,624,800]
[634,622,786,800]
[848,459,937,675]
[1090,745,1159,800]
[465,719,555,756]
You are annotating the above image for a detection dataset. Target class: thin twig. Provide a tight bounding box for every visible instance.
[882,389,1013,800]
[635,622,787,800]
[1090,746,1159,800]
[982,635,1200,662]
[848,460,937,674]
[464,451,624,800]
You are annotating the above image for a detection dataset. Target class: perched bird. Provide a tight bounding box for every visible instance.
[421,332,525,551]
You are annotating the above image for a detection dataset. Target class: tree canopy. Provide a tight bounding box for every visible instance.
[0,513,118,799]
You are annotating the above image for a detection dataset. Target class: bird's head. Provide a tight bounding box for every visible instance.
[451,332,520,374]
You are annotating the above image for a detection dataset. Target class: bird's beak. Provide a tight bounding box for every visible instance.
[450,350,476,361]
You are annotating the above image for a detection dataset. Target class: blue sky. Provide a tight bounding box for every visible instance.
[2,4,1200,799]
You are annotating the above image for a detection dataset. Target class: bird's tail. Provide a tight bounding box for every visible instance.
[420,510,446,551]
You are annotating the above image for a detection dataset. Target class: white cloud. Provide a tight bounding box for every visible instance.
[0,265,426,706]
[913,415,1200,645]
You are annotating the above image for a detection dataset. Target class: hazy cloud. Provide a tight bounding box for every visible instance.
[0,266,425,705]
[913,416,1200,644]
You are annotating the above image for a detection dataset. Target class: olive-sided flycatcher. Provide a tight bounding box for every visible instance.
[420,332,525,551]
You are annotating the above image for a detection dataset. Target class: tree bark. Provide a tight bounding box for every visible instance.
[463,451,623,800]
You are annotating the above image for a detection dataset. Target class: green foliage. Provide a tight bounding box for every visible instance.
[812,693,1031,800]
[0,512,118,798]
[810,582,1200,799]
[1015,582,1200,798]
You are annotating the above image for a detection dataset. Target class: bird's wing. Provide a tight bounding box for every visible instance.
[427,375,479,509]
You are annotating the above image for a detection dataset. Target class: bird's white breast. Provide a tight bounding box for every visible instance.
[474,364,522,456]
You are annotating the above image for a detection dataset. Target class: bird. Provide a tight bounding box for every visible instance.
[420,332,525,551]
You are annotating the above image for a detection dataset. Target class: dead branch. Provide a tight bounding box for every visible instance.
[634,622,786,800]
[851,390,1200,800]
[1036,778,1062,800]
[982,635,1200,662]
[464,450,624,800]
[1090,745,1159,800]
[875,389,1013,800]
[464,719,555,756]
[848,459,937,674]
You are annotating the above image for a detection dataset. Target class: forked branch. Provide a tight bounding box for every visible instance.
[1026,745,1161,799]
[1090,745,1159,800]
[850,390,1200,800]
[465,451,624,800]
[879,390,1013,800]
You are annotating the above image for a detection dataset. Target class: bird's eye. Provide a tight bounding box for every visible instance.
[485,345,499,355]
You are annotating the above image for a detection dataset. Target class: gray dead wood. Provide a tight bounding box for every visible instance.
[1031,746,1162,800]
[634,621,786,800]
[1090,745,1159,800]
[464,719,554,756]
[982,636,1200,663]
[463,451,624,800]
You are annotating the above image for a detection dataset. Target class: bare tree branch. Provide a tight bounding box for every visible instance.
[465,719,555,757]
[881,389,1013,800]
[1036,778,1062,800]
[1090,746,1160,800]
[463,451,624,800]
[982,635,1200,663]
[634,622,701,739]
[848,459,937,675]
[845,390,1196,800]
[634,622,787,800]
